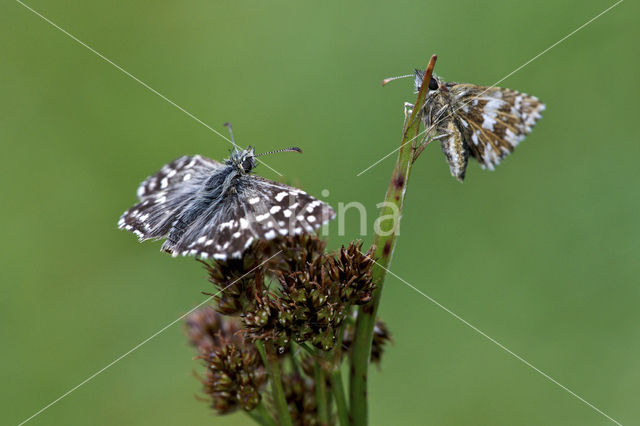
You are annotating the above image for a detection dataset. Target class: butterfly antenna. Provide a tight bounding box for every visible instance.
[223,122,240,151]
[255,147,302,157]
[382,74,413,86]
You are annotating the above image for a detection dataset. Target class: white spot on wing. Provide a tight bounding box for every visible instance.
[471,132,479,145]
[220,220,234,230]
[244,237,254,248]
[482,113,497,131]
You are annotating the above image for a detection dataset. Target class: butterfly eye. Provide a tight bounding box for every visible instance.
[242,158,254,172]
[428,78,438,91]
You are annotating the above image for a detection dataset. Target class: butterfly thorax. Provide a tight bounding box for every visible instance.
[165,150,256,246]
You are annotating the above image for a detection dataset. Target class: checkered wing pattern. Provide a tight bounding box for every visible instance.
[118,155,224,240]
[452,84,545,170]
[177,176,335,260]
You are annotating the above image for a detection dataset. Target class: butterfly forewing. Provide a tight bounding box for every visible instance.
[135,155,223,199]
[414,71,544,181]
[453,86,545,170]
[118,155,224,240]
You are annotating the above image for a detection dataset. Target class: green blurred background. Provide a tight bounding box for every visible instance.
[2,0,638,424]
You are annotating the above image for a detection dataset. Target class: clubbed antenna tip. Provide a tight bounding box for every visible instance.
[381,74,413,86]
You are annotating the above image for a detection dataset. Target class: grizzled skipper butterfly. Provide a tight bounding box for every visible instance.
[385,69,545,181]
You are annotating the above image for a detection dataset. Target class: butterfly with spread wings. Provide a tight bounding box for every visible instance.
[411,70,545,181]
[118,124,335,260]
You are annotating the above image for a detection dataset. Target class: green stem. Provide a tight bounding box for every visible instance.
[257,341,294,426]
[289,341,300,375]
[331,368,349,426]
[246,401,277,426]
[329,317,349,425]
[349,55,438,426]
[314,361,330,425]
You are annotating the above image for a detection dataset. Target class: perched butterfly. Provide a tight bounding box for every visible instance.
[392,70,545,181]
[118,123,335,260]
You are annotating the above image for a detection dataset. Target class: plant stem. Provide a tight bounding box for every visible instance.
[314,361,330,425]
[289,341,300,375]
[331,368,349,426]
[349,55,438,426]
[328,318,349,425]
[246,401,277,426]
[256,341,294,426]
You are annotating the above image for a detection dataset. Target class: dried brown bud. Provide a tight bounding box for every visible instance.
[326,241,376,305]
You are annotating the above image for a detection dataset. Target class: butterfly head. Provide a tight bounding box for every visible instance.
[227,146,257,174]
[414,69,447,94]
[223,123,303,175]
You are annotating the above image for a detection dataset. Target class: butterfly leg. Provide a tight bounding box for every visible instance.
[412,132,450,163]
[403,102,414,129]
[403,102,414,117]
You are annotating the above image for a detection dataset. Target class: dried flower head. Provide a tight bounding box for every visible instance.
[186,307,267,414]
[326,241,376,305]
[273,234,327,272]
[281,372,319,426]
[242,251,341,350]
[199,241,275,315]
[239,237,377,351]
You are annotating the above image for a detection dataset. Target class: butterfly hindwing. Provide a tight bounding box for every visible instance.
[439,120,469,181]
[178,177,335,260]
